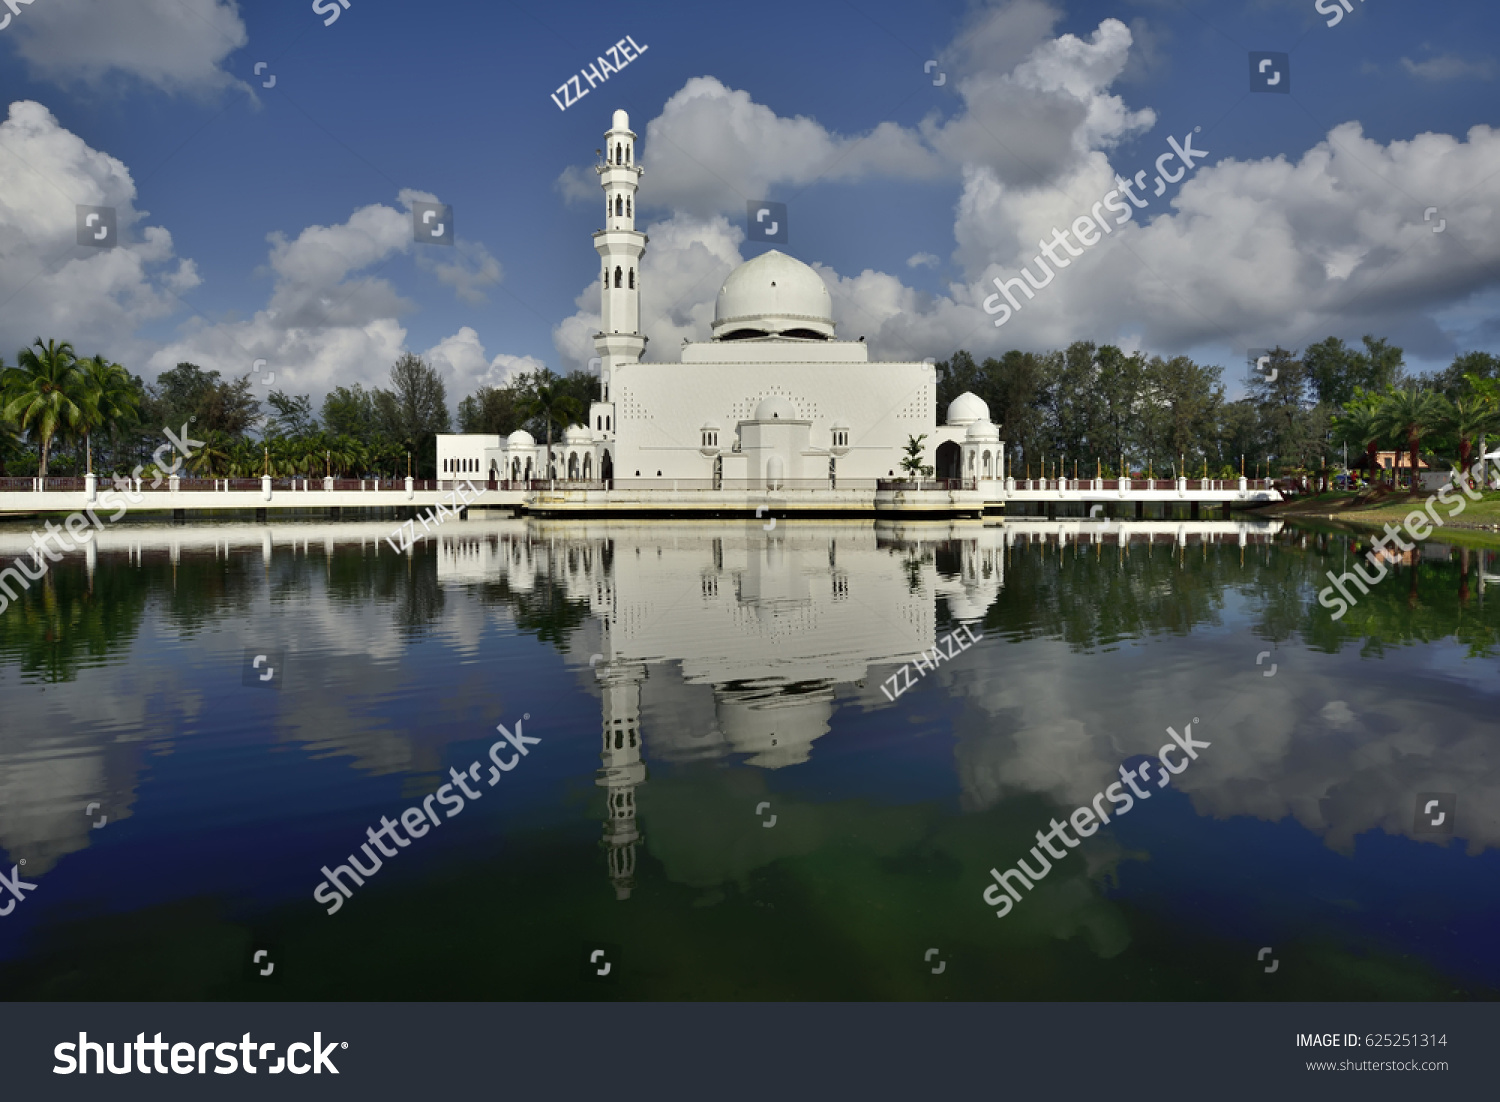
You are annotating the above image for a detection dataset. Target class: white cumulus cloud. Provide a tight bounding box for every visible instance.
[5,0,250,97]
[0,100,198,365]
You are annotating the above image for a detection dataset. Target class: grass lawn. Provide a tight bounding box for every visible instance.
[1246,488,1500,547]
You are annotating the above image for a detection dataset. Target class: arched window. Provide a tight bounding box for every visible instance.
[615,196,623,216]
[628,268,635,289]
[596,416,601,430]
[626,197,631,217]
[583,454,592,479]
[511,458,520,481]
[625,144,631,164]
[613,266,622,288]
[602,267,607,287]
[615,143,622,163]
[606,415,611,431]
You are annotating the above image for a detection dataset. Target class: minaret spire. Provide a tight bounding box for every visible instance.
[593,109,647,408]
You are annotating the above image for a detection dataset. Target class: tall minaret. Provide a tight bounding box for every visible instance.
[592,110,646,428]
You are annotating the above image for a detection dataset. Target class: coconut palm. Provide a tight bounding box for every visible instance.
[225,437,263,478]
[1434,392,1500,488]
[1331,392,1384,486]
[185,430,234,477]
[329,435,366,477]
[1373,385,1445,492]
[518,380,581,480]
[75,355,140,475]
[1,338,88,476]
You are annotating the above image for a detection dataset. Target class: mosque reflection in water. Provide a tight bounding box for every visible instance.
[435,518,1285,901]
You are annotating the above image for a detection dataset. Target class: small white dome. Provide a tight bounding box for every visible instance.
[563,423,593,444]
[754,395,798,421]
[966,419,999,442]
[611,109,630,131]
[506,429,535,449]
[701,419,721,431]
[946,392,989,426]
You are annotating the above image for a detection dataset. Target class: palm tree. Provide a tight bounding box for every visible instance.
[518,380,581,481]
[1373,385,1445,492]
[1434,392,1499,488]
[75,355,140,475]
[1331,394,1384,486]
[1,338,87,476]
[329,435,365,477]
[226,437,263,478]
[186,430,234,477]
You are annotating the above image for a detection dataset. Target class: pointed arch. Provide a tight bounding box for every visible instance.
[628,268,635,289]
[613,266,622,288]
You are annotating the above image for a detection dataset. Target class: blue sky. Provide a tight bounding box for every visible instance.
[0,0,1496,409]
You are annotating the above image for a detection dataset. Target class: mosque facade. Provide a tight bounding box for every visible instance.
[435,109,1005,495]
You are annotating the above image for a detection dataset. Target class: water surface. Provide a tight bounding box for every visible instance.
[0,517,1496,1000]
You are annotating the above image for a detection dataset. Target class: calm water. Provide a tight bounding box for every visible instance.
[0,516,1497,1000]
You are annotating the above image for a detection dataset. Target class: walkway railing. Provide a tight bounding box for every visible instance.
[875,478,977,491]
[0,475,443,492]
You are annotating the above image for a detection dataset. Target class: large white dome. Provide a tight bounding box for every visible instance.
[946,392,989,426]
[506,429,535,449]
[712,250,835,341]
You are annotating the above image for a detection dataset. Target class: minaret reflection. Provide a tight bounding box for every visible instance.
[595,658,647,900]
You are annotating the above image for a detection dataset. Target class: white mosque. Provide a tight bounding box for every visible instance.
[435,109,1005,497]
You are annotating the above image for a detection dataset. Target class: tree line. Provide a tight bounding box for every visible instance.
[935,338,1500,484]
[0,336,608,482]
[0,341,454,479]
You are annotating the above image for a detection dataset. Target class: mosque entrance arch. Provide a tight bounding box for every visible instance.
[601,450,613,487]
[936,440,962,482]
